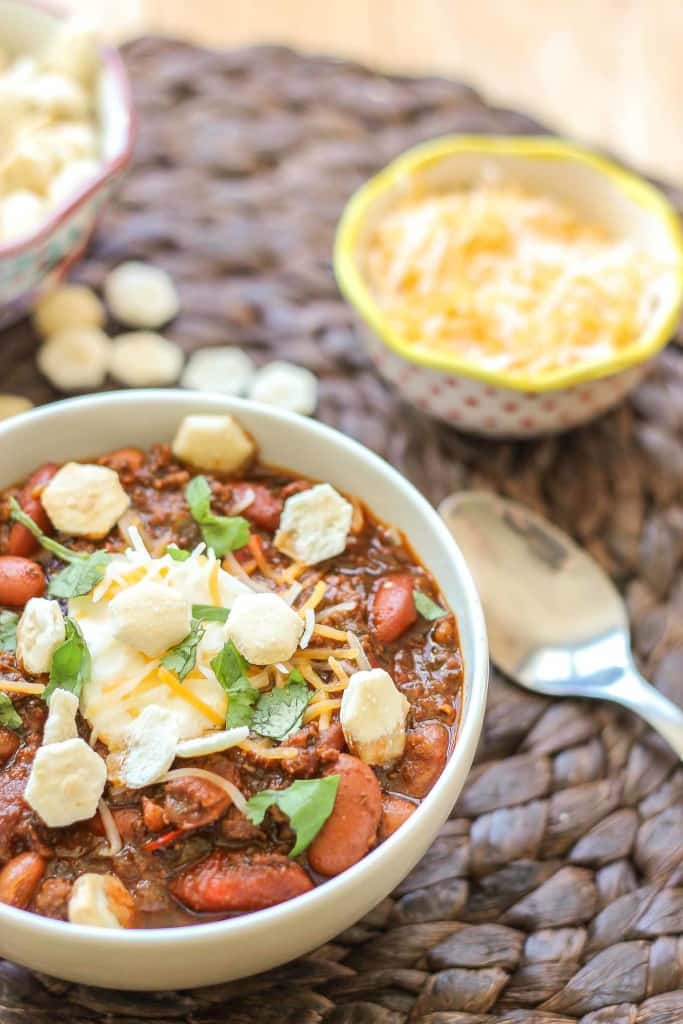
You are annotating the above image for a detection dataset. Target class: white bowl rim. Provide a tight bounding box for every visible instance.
[0,0,136,258]
[0,389,488,951]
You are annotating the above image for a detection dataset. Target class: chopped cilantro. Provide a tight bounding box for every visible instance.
[245,776,340,858]
[186,476,250,556]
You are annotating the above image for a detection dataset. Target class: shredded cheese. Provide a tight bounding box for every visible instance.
[156,667,225,727]
[316,600,357,621]
[298,581,327,615]
[0,679,46,696]
[102,660,159,695]
[94,564,147,603]
[223,551,269,591]
[297,662,327,690]
[313,624,350,642]
[238,739,301,761]
[296,646,358,661]
[364,182,665,378]
[118,675,165,706]
[303,698,341,723]
[300,608,315,649]
[96,798,123,857]
[327,656,350,687]
[281,581,303,606]
[347,631,371,670]
[279,561,307,585]
[231,488,255,515]
[248,536,274,578]
[246,668,272,690]
[208,558,221,606]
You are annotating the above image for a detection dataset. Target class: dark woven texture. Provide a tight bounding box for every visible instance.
[2,37,683,1023]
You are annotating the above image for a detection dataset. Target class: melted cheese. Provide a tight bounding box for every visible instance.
[72,546,246,749]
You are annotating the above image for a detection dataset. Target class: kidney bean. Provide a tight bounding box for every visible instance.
[98,448,145,477]
[0,557,46,606]
[370,574,417,645]
[170,850,313,912]
[307,753,382,877]
[391,722,449,798]
[232,482,282,532]
[0,852,46,909]
[22,463,59,510]
[0,726,19,765]
[6,463,59,557]
[380,794,416,839]
[7,524,37,559]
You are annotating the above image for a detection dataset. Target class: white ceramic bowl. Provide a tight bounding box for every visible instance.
[335,136,683,438]
[0,390,488,990]
[0,0,134,329]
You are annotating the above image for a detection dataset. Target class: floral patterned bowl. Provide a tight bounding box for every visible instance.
[0,0,135,330]
[334,136,683,438]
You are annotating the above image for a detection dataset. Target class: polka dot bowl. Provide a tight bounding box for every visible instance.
[0,0,135,331]
[334,136,683,438]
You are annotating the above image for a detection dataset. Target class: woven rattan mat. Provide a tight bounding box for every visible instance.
[2,37,683,1024]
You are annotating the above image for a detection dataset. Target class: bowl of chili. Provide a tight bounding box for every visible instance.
[0,390,487,989]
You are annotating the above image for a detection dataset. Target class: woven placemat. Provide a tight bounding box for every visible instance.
[2,37,683,1024]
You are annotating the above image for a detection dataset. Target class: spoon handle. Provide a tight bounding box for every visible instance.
[606,666,683,760]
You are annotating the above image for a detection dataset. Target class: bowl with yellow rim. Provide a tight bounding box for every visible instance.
[334,135,683,438]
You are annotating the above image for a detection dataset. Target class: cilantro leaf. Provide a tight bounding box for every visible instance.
[225,676,259,728]
[0,693,22,731]
[211,638,248,684]
[251,675,310,740]
[245,776,340,858]
[185,475,250,556]
[161,620,205,681]
[9,498,111,598]
[48,550,111,599]
[191,604,229,623]
[211,640,258,728]
[201,517,250,557]
[43,618,91,703]
[186,475,212,521]
[413,590,447,621]
[0,611,18,652]
[167,546,191,562]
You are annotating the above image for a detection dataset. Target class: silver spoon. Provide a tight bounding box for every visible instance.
[440,491,683,759]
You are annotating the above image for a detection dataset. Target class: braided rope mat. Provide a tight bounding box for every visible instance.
[2,37,683,1024]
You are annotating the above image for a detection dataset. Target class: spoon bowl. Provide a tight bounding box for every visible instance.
[440,491,683,759]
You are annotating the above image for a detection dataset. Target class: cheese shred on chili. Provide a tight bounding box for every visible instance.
[298,580,327,615]
[156,667,225,727]
[0,679,46,696]
[303,698,341,723]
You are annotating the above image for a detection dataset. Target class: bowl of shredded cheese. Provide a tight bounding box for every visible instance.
[335,136,683,437]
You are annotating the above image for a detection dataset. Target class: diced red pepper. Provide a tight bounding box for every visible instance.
[142,827,184,852]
